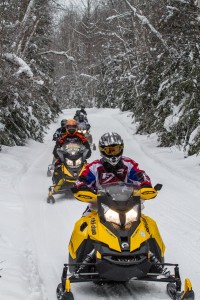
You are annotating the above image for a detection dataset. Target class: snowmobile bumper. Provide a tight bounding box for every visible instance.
[57,262,195,300]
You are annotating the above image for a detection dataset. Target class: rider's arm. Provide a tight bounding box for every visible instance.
[83,140,91,159]
[71,163,97,202]
[126,158,152,188]
[53,138,64,159]
[77,133,91,159]
[71,162,97,193]
[52,128,60,141]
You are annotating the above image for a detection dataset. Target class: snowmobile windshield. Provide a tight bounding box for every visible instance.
[78,123,87,130]
[100,183,133,202]
[98,183,140,228]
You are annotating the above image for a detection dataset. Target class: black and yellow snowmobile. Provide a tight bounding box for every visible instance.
[47,143,88,204]
[56,183,195,300]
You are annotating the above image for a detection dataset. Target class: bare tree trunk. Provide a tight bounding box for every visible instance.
[16,0,36,55]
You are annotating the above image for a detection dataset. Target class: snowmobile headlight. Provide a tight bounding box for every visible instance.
[125,206,139,225]
[104,209,121,225]
[75,158,82,166]
[66,159,73,166]
[83,130,87,134]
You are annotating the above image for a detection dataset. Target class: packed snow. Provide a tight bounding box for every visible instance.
[0,108,200,300]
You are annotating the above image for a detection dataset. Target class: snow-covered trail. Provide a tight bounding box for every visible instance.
[0,108,199,300]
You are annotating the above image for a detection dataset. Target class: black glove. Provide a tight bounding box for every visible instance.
[71,186,78,193]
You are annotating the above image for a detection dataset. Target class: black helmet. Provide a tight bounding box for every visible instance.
[66,119,78,135]
[61,119,67,128]
[99,132,124,166]
[79,113,85,122]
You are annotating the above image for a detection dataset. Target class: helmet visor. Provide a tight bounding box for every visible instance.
[67,125,77,134]
[99,144,123,156]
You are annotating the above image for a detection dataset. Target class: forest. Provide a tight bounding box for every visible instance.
[0,0,200,156]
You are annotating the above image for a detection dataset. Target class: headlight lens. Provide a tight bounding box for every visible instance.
[103,204,139,226]
[83,130,87,134]
[104,209,121,225]
[66,158,82,167]
[66,159,73,166]
[125,206,139,225]
[75,158,82,166]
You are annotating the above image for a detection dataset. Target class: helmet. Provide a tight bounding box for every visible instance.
[61,119,67,128]
[66,119,78,135]
[99,132,124,166]
[79,113,85,122]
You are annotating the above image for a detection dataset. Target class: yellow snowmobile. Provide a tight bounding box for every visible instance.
[47,143,88,204]
[56,183,195,300]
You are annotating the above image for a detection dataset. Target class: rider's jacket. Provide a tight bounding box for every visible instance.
[74,157,152,190]
[53,132,91,160]
[52,127,66,141]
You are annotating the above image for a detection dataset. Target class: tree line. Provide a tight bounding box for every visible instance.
[55,0,200,156]
[0,0,199,156]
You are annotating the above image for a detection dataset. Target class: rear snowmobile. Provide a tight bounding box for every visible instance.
[56,183,195,300]
[47,143,88,204]
[77,123,96,151]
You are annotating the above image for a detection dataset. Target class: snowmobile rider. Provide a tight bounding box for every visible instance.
[74,110,80,122]
[53,118,91,163]
[48,119,67,169]
[80,105,87,116]
[74,106,88,122]
[71,132,152,213]
[52,119,67,141]
[77,113,91,131]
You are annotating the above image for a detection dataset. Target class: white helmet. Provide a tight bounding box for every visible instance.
[99,132,124,166]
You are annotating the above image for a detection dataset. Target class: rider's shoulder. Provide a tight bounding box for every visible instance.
[87,159,102,168]
[121,156,138,165]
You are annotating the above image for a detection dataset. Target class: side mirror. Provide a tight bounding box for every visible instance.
[154,183,163,191]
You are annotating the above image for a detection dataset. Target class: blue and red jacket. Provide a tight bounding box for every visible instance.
[74,156,152,190]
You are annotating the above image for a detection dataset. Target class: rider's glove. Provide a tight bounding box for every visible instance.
[71,186,78,193]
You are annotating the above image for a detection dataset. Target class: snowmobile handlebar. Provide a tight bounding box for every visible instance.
[134,184,162,200]
[72,183,162,203]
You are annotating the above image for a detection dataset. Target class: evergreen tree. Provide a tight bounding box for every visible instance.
[0,0,60,147]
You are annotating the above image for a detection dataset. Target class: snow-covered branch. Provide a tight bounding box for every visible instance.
[4,53,33,78]
[109,0,169,51]
[79,73,99,81]
[39,50,75,62]
[107,12,132,22]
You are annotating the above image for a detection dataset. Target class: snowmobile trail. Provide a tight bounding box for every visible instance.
[1,108,199,300]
